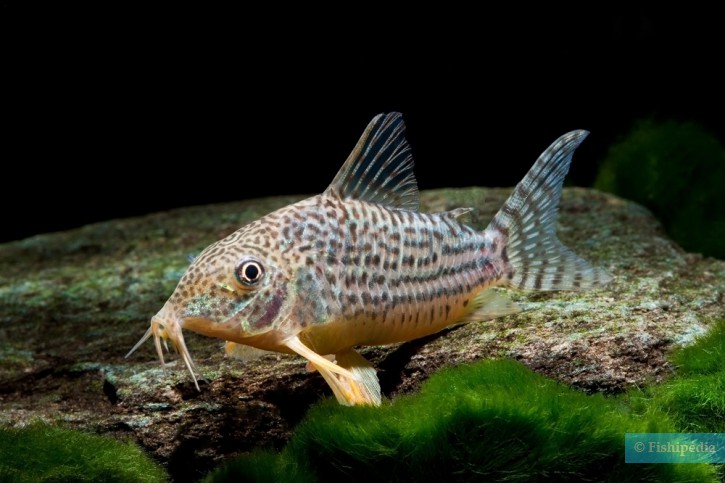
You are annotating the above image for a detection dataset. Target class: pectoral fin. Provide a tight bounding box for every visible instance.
[335,348,381,406]
[305,354,336,373]
[284,336,380,406]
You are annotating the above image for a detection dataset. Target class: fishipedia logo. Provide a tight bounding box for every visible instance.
[626,433,725,463]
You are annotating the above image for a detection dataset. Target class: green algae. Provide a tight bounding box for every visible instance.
[206,449,313,483]
[595,120,725,259]
[205,358,718,482]
[207,322,725,481]
[205,320,725,483]
[0,423,167,482]
[627,320,725,481]
[669,320,725,378]
[628,320,725,434]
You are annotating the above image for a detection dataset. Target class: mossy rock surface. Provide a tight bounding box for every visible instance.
[1,188,723,481]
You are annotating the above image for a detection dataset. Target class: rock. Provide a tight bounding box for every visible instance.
[1,188,723,481]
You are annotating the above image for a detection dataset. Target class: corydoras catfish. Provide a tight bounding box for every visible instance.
[127,112,611,406]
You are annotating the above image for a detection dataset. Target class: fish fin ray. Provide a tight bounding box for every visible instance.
[284,336,355,378]
[309,362,353,405]
[306,354,335,373]
[459,289,521,323]
[335,348,382,406]
[487,130,612,291]
[284,336,378,406]
[224,341,272,362]
[324,112,420,211]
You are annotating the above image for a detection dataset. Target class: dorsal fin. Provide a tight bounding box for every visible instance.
[324,112,420,211]
[444,207,475,225]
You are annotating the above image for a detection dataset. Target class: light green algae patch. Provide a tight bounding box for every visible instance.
[0,423,167,483]
[206,358,719,482]
[595,119,725,259]
[1,188,723,480]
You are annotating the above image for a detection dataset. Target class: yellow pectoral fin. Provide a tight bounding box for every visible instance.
[305,354,336,373]
[335,348,381,406]
[307,361,356,405]
[284,336,356,379]
[284,336,380,406]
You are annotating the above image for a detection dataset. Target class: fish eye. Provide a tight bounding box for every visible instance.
[235,258,265,286]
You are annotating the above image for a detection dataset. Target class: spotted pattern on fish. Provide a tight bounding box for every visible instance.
[127,112,612,406]
[278,197,504,348]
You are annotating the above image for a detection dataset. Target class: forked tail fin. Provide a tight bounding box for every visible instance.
[487,130,612,291]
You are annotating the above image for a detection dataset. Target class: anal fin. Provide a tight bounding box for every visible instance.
[459,289,522,323]
[224,341,272,362]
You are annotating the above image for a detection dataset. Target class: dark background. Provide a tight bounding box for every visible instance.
[3,6,723,243]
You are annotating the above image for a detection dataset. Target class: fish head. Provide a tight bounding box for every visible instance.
[126,216,297,389]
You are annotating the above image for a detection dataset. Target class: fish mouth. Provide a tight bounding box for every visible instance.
[125,312,200,391]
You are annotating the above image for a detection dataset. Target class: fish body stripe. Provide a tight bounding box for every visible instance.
[489,130,611,291]
[270,196,503,347]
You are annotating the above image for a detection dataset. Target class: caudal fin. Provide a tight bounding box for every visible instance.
[487,130,612,291]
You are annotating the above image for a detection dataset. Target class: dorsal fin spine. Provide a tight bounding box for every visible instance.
[325,112,420,211]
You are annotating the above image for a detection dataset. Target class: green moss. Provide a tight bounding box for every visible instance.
[669,321,725,377]
[629,320,725,435]
[0,423,167,483]
[206,360,716,482]
[594,120,725,259]
[657,374,725,433]
[663,322,725,433]
[629,320,725,480]
[205,449,314,483]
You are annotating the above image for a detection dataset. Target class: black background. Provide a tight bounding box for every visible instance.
[3,6,722,243]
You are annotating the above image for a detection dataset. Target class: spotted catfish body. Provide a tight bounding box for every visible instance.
[127,112,611,405]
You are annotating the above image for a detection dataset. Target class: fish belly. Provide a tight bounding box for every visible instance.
[300,286,485,355]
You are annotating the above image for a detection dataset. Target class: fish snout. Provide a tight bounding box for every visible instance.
[126,307,201,391]
[152,313,201,391]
